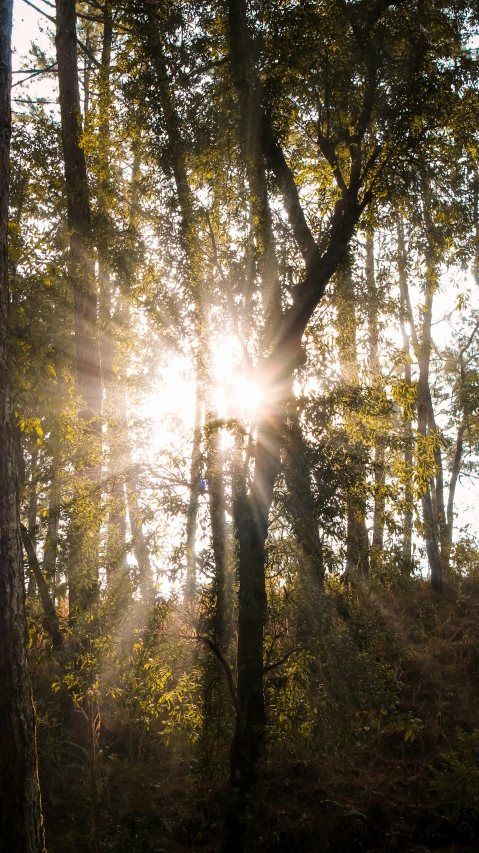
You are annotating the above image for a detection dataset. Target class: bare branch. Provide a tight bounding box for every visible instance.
[191,634,238,711]
[263,645,307,674]
[20,524,64,654]
[21,0,101,69]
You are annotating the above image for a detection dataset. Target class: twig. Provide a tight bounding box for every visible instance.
[12,64,57,87]
[189,633,238,712]
[21,0,101,69]
[263,645,307,674]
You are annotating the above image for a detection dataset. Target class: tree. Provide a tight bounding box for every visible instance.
[55,0,103,614]
[0,0,46,848]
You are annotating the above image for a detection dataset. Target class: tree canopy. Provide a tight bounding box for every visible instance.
[2,1,479,851]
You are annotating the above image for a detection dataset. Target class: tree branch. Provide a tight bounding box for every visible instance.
[194,635,238,711]
[261,111,319,266]
[263,645,307,674]
[21,0,101,68]
[20,523,64,654]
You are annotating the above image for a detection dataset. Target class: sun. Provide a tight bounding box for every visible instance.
[212,335,263,421]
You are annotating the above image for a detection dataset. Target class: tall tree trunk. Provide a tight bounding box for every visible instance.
[283,413,324,637]
[366,233,385,563]
[223,404,281,853]
[138,9,208,602]
[226,0,281,343]
[222,0,374,844]
[335,263,369,576]
[126,467,153,602]
[56,0,102,613]
[397,221,414,563]
[97,7,128,589]
[43,465,61,594]
[27,445,39,547]
[116,146,153,601]
[185,384,203,600]
[26,445,39,595]
[399,218,442,589]
[0,0,46,847]
[473,173,479,289]
[416,207,442,591]
[445,423,465,567]
[20,525,64,655]
[205,409,230,649]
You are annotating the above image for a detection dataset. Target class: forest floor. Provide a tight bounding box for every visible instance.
[38,576,479,853]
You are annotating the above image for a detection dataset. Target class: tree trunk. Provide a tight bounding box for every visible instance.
[366,233,385,563]
[205,409,230,650]
[283,413,324,637]
[26,445,39,595]
[222,0,374,845]
[335,263,369,576]
[397,221,414,563]
[223,406,281,853]
[0,0,46,846]
[416,240,442,591]
[185,384,203,600]
[137,10,209,603]
[226,0,281,343]
[43,467,61,594]
[20,525,64,655]
[56,0,102,613]
[96,8,129,589]
[445,423,465,568]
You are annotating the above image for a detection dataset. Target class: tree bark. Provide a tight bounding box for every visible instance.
[56,0,102,429]
[226,0,281,343]
[222,0,376,846]
[20,525,64,655]
[26,445,39,595]
[397,221,414,563]
[283,413,324,637]
[96,7,129,589]
[55,0,103,613]
[366,233,385,562]
[335,263,369,577]
[126,469,153,602]
[42,466,61,593]
[416,230,442,591]
[0,0,46,846]
[205,409,230,650]
[184,384,203,599]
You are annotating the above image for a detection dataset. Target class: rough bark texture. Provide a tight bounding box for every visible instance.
[56,0,102,612]
[56,0,102,426]
[0,0,46,847]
